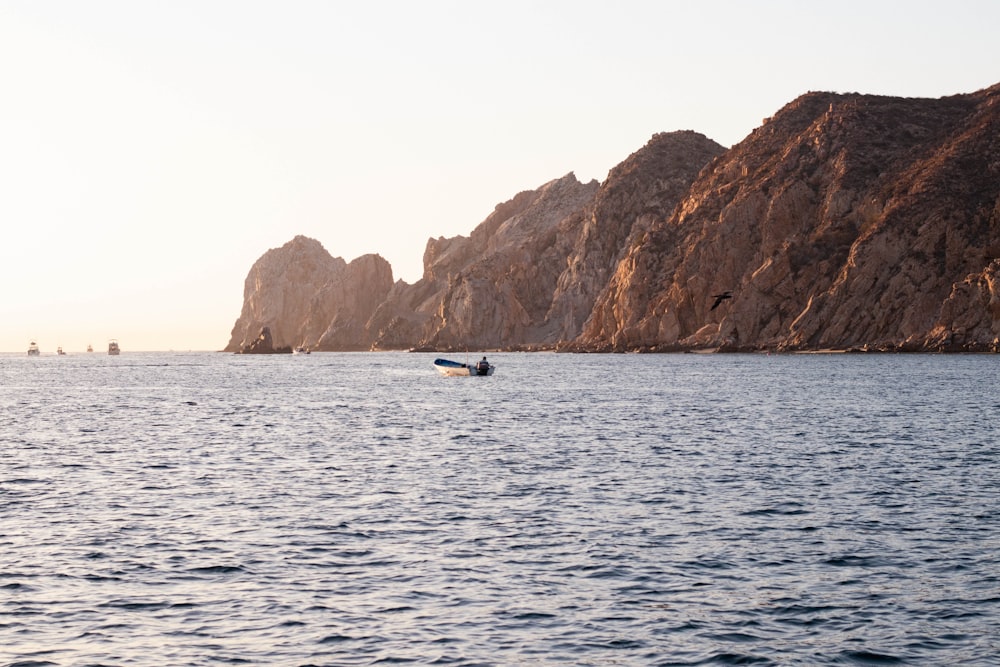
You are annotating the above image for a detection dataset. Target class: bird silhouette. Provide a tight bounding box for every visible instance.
[710,291,733,310]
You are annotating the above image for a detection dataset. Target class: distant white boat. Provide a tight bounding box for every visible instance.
[434,357,495,377]
[108,340,120,355]
[27,341,40,356]
[87,344,93,353]
[293,346,310,355]
[57,346,66,356]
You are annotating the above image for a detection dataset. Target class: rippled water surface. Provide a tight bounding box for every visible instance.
[2,351,999,665]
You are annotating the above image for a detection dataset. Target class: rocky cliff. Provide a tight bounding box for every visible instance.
[363,131,724,351]
[365,172,601,350]
[549,131,727,344]
[225,235,393,352]
[226,83,1000,353]
[576,83,1000,352]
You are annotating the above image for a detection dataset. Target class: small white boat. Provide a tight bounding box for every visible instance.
[57,346,66,356]
[293,346,310,355]
[27,341,40,356]
[108,340,120,355]
[434,357,495,377]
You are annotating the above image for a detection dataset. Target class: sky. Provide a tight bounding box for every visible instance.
[1,1,997,352]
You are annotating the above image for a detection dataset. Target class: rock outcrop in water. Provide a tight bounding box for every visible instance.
[225,236,393,353]
[236,326,287,354]
[226,83,1000,353]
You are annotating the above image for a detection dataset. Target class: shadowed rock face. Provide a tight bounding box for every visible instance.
[575,83,1000,352]
[227,84,1000,353]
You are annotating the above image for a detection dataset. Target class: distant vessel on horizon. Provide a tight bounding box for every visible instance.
[57,346,66,356]
[27,341,40,356]
[87,344,93,353]
[108,340,120,355]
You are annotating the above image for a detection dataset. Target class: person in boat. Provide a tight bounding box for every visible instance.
[476,356,490,374]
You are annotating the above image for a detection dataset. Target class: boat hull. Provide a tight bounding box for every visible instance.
[433,358,495,376]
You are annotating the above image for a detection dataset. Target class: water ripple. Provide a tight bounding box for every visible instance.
[1,351,999,664]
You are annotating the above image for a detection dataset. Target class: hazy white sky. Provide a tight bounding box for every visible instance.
[1,1,997,351]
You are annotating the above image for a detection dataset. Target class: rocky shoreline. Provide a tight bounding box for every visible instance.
[228,83,1000,354]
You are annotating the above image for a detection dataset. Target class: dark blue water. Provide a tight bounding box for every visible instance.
[2,351,998,665]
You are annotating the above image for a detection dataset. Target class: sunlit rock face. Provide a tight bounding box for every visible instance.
[367,173,600,350]
[226,134,726,352]
[367,132,725,351]
[415,173,602,350]
[229,84,1000,353]
[224,236,393,352]
[575,83,1000,351]
[549,131,727,347]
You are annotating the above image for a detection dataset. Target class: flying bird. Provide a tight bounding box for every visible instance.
[710,291,733,311]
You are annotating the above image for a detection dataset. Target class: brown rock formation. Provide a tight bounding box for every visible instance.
[367,132,724,351]
[576,83,1000,352]
[550,132,727,344]
[367,173,602,350]
[237,326,286,354]
[224,235,393,352]
[227,83,1000,353]
[419,173,601,350]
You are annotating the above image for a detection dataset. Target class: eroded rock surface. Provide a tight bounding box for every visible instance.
[576,84,1000,352]
[225,236,392,352]
[227,84,1000,353]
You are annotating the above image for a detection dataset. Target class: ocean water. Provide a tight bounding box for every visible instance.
[1,351,998,666]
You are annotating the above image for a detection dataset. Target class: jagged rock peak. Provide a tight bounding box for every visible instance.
[613,131,726,173]
[471,173,596,245]
[421,173,600,282]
